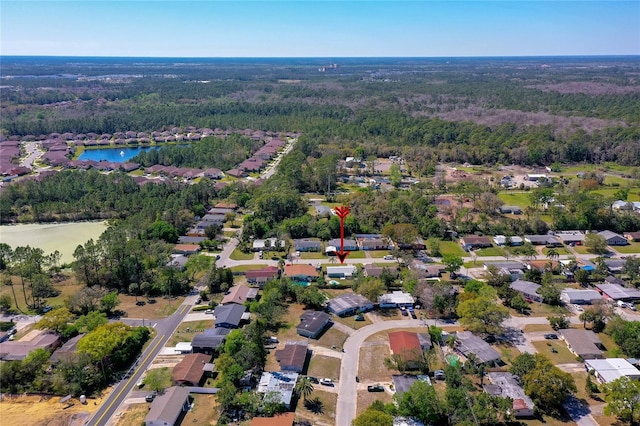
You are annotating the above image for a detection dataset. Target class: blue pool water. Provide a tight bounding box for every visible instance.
[78,146,159,162]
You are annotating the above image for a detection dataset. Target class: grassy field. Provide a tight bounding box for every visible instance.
[531,341,578,364]
[143,366,173,390]
[614,242,640,253]
[592,187,640,201]
[229,248,255,260]
[316,327,349,351]
[474,246,506,257]
[300,252,325,259]
[438,241,467,257]
[511,302,569,318]
[307,355,341,381]
[542,247,572,256]
[118,294,184,319]
[168,320,214,346]
[523,323,554,332]
[229,264,267,273]
[295,389,337,426]
[498,192,532,209]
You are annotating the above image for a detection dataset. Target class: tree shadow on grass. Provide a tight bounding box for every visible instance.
[304,397,324,414]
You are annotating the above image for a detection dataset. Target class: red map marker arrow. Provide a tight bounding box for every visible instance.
[334,206,350,264]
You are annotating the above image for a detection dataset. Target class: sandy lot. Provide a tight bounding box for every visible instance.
[0,391,109,426]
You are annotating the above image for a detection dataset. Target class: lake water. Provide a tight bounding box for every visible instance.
[78,146,159,162]
[0,221,108,263]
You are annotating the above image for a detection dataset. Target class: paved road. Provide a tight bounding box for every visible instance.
[336,319,430,426]
[260,138,296,180]
[87,295,198,426]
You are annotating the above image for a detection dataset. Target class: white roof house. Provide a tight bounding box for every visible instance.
[257,371,299,409]
[493,235,524,246]
[585,358,640,383]
[378,291,415,308]
[326,265,357,278]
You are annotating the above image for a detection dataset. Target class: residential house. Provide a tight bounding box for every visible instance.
[555,231,586,245]
[327,293,374,317]
[250,413,296,426]
[297,310,332,339]
[173,244,201,255]
[595,283,640,302]
[284,264,319,282]
[493,235,524,246]
[524,235,563,247]
[484,372,535,418]
[598,230,628,246]
[391,374,431,396]
[585,358,640,383]
[145,386,190,426]
[327,239,358,251]
[166,254,189,270]
[499,205,523,215]
[455,331,501,365]
[509,279,542,302]
[379,291,415,309]
[460,235,493,251]
[50,334,85,363]
[612,200,640,212]
[326,265,357,278]
[363,264,399,279]
[355,234,389,251]
[603,259,626,274]
[178,236,206,244]
[245,266,279,287]
[172,353,213,386]
[202,168,224,179]
[191,328,230,355]
[560,289,603,305]
[257,371,298,409]
[558,329,604,359]
[213,304,247,329]
[411,263,443,279]
[624,231,640,242]
[0,330,61,361]
[388,331,431,368]
[293,239,322,252]
[221,285,258,305]
[275,341,308,372]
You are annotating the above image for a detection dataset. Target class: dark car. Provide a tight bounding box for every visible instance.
[544,333,558,340]
[307,376,319,384]
[367,384,384,392]
[355,376,359,382]
[145,393,156,402]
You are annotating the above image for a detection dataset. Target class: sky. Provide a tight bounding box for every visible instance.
[1,1,639,57]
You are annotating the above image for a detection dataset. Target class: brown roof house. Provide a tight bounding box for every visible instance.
[275,341,309,372]
[0,330,61,361]
[284,264,319,282]
[246,266,279,287]
[172,353,213,386]
[460,235,493,251]
[221,285,258,305]
[388,331,431,368]
[145,386,191,426]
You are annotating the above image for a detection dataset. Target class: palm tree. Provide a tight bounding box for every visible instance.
[547,248,559,263]
[295,376,315,402]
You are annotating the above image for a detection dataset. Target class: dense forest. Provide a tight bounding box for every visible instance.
[2,56,640,166]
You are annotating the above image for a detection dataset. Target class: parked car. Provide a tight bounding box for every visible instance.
[367,384,384,392]
[41,305,53,313]
[383,255,395,260]
[204,309,214,314]
[408,309,417,319]
[320,378,333,386]
[145,393,156,402]
[307,376,319,384]
[354,314,365,321]
[544,334,558,340]
[400,307,408,316]
[355,376,359,382]
[433,370,446,381]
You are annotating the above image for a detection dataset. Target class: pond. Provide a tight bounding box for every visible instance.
[78,146,160,163]
[0,221,108,263]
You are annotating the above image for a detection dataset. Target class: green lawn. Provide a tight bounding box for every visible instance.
[531,341,579,364]
[343,250,366,259]
[438,241,467,257]
[591,187,640,201]
[614,242,640,254]
[229,248,254,260]
[143,367,173,391]
[498,192,532,209]
[542,247,571,256]
[168,320,214,346]
[300,252,325,259]
[474,246,505,257]
[230,264,271,273]
[367,250,393,258]
[572,245,590,254]
[604,175,634,186]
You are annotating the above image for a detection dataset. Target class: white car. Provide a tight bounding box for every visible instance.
[319,378,333,386]
[383,255,394,260]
